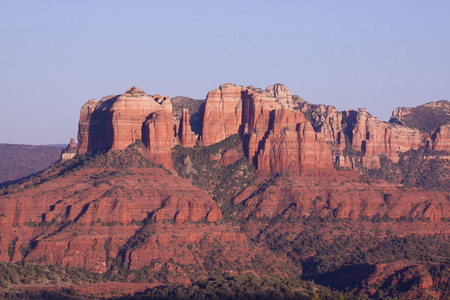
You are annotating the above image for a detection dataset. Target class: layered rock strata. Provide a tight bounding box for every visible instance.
[77,87,174,169]
[201,84,335,177]
[433,124,450,151]
[303,105,440,169]
[0,166,222,271]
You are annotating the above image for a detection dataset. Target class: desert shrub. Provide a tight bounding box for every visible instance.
[172,134,254,220]
[391,103,450,133]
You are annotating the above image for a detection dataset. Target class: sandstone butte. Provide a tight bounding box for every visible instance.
[78,84,336,177]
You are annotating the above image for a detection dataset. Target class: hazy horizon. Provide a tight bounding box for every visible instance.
[1,1,449,145]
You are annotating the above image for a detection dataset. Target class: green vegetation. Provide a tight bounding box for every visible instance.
[366,149,450,190]
[390,102,450,133]
[0,261,104,289]
[172,134,255,220]
[120,274,347,300]
[262,222,450,298]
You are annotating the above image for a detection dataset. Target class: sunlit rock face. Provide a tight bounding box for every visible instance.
[77,87,174,169]
[201,84,335,177]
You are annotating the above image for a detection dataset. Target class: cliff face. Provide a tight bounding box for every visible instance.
[200,84,335,177]
[201,83,246,146]
[302,103,448,170]
[78,84,336,177]
[77,84,449,175]
[256,109,335,177]
[77,87,174,169]
[433,124,450,151]
[178,109,197,148]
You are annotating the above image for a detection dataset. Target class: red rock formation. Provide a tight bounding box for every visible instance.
[178,109,196,148]
[257,109,335,177]
[265,83,294,109]
[306,105,431,169]
[77,98,102,155]
[77,87,174,168]
[143,109,174,169]
[0,162,222,270]
[351,108,424,167]
[61,138,77,162]
[200,84,336,177]
[219,149,244,167]
[201,83,246,146]
[433,124,450,151]
[109,88,171,150]
[77,87,172,154]
[234,173,450,221]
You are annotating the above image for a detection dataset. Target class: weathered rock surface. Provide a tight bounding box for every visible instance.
[201,83,246,146]
[61,138,77,162]
[257,109,335,177]
[0,159,221,271]
[77,84,449,174]
[390,100,450,133]
[77,87,173,156]
[178,109,197,148]
[433,124,450,151]
[200,84,335,177]
[234,172,450,221]
[302,102,448,170]
[143,109,174,169]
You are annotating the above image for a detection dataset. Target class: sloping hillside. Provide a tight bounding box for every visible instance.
[0,144,64,185]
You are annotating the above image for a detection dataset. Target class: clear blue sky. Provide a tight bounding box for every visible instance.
[1,1,449,145]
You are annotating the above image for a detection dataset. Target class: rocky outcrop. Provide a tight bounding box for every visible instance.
[77,87,174,169]
[143,110,174,169]
[77,85,449,174]
[265,83,294,109]
[201,83,246,146]
[304,105,433,169]
[200,84,335,177]
[61,138,77,162]
[390,100,450,127]
[433,124,450,151]
[77,87,172,155]
[178,109,196,148]
[351,108,425,167]
[234,174,450,221]
[257,109,335,177]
